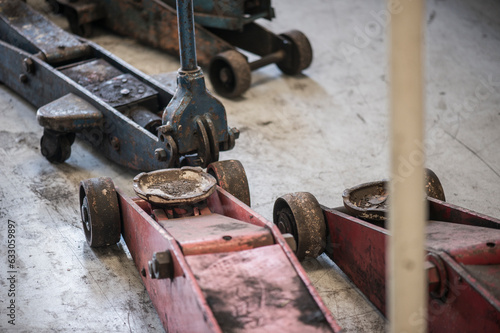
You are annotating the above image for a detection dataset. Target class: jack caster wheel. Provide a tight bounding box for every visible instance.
[209,50,251,98]
[207,160,251,206]
[277,30,313,75]
[425,168,445,201]
[273,192,326,260]
[79,177,121,247]
[40,130,75,163]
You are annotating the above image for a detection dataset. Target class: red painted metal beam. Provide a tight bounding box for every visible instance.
[119,186,342,332]
[153,208,275,256]
[429,197,500,229]
[118,190,222,332]
[187,245,336,332]
[323,199,500,331]
[324,208,388,314]
[212,187,343,332]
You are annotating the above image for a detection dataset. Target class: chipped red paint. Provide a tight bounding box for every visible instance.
[322,198,500,331]
[426,252,500,332]
[212,188,343,332]
[118,186,342,332]
[428,197,500,229]
[154,208,275,255]
[119,191,222,332]
[324,208,389,314]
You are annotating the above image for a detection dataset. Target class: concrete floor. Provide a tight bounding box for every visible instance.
[1,0,499,332]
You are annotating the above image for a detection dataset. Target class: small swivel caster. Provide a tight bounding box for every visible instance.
[40,129,75,163]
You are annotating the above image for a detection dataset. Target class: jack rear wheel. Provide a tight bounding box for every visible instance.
[273,192,326,260]
[79,177,121,247]
[40,130,75,164]
[209,50,251,98]
[277,30,313,75]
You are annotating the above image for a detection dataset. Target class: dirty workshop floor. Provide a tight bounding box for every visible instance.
[1,0,500,332]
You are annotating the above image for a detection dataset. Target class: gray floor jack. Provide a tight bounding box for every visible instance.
[47,0,313,98]
[0,0,238,170]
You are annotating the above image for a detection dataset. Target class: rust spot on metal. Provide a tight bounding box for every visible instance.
[87,73,158,109]
[59,58,122,87]
[110,136,120,151]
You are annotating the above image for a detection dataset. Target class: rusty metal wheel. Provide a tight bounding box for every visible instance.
[40,130,74,164]
[277,30,313,75]
[79,177,121,247]
[207,160,251,206]
[273,192,326,260]
[209,50,251,98]
[425,168,446,201]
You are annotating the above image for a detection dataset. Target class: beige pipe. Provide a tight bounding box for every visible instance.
[388,0,427,332]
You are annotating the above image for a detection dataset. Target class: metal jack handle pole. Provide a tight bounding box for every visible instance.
[177,0,197,71]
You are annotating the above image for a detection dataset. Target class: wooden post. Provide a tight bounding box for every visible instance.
[388,0,427,332]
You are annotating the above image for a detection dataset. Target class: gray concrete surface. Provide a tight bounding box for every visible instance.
[1,0,499,332]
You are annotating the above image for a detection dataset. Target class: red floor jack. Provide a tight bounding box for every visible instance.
[79,161,342,332]
[273,170,500,332]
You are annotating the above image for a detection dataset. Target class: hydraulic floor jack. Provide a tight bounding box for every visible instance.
[273,170,500,332]
[47,0,313,98]
[80,161,341,332]
[0,0,237,169]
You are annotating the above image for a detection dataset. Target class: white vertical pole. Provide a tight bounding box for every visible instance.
[388,0,427,332]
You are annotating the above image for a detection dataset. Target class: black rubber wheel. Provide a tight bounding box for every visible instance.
[425,168,446,201]
[209,50,251,99]
[40,130,74,163]
[277,30,313,75]
[273,192,326,260]
[207,160,251,206]
[79,177,121,247]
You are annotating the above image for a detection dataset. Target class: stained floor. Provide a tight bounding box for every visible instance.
[1,0,499,332]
